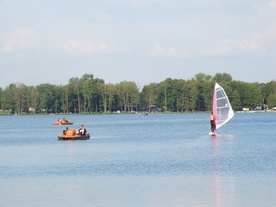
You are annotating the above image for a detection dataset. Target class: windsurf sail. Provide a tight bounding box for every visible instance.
[212,83,234,130]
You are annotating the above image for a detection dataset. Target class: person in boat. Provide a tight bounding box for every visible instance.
[63,127,68,135]
[61,118,69,124]
[210,112,216,133]
[78,124,87,135]
[56,118,61,124]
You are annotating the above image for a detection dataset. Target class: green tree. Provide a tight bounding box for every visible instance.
[267,93,276,109]
[140,83,158,112]
[0,88,2,111]
[25,86,38,114]
[106,83,116,113]
[229,88,241,111]
[193,73,212,81]
[80,74,94,113]
[158,78,173,112]
[116,81,139,113]
[213,73,233,82]
[1,85,16,113]
[61,85,69,113]
[97,81,108,113]
[52,85,63,114]
[10,83,27,114]
[172,79,186,112]
[262,80,276,107]
[182,80,198,112]
[196,81,214,111]
[92,78,105,113]
[127,82,139,112]
[232,81,262,108]
[68,77,81,113]
[36,84,57,113]
[1,72,276,114]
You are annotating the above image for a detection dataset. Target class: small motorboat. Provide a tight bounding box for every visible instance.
[58,128,90,140]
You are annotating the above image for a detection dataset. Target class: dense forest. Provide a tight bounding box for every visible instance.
[0,73,276,115]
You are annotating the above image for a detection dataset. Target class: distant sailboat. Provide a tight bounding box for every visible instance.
[210,83,234,135]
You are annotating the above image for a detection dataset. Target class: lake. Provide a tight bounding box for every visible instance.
[0,112,275,207]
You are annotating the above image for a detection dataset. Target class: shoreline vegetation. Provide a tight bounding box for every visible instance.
[0,109,276,116]
[0,72,276,115]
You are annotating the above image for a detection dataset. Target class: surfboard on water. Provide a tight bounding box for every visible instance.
[210,83,234,135]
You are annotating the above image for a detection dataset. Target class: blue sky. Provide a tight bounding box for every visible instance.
[1,0,276,88]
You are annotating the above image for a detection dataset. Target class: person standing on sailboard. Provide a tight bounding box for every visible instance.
[210,112,216,133]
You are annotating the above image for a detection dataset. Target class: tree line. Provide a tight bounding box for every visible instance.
[0,73,276,115]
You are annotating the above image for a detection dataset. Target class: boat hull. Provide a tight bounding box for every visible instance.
[58,134,90,140]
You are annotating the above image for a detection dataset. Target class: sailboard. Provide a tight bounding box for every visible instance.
[209,83,234,135]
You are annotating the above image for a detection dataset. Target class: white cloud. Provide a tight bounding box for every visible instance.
[237,22,276,55]
[149,43,164,57]
[2,44,14,53]
[1,28,39,53]
[149,43,198,58]
[268,0,276,9]
[59,39,118,55]
[238,38,263,54]
[205,39,236,56]
[202,30,276,57]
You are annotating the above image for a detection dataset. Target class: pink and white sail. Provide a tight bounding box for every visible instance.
[212,83,234,130]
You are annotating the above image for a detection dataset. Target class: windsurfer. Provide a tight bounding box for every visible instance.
[210,112,216,133]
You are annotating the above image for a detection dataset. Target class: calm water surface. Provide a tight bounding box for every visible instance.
[0,113,275,207]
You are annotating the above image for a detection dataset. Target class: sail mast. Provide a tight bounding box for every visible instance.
[212,83,217,126]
